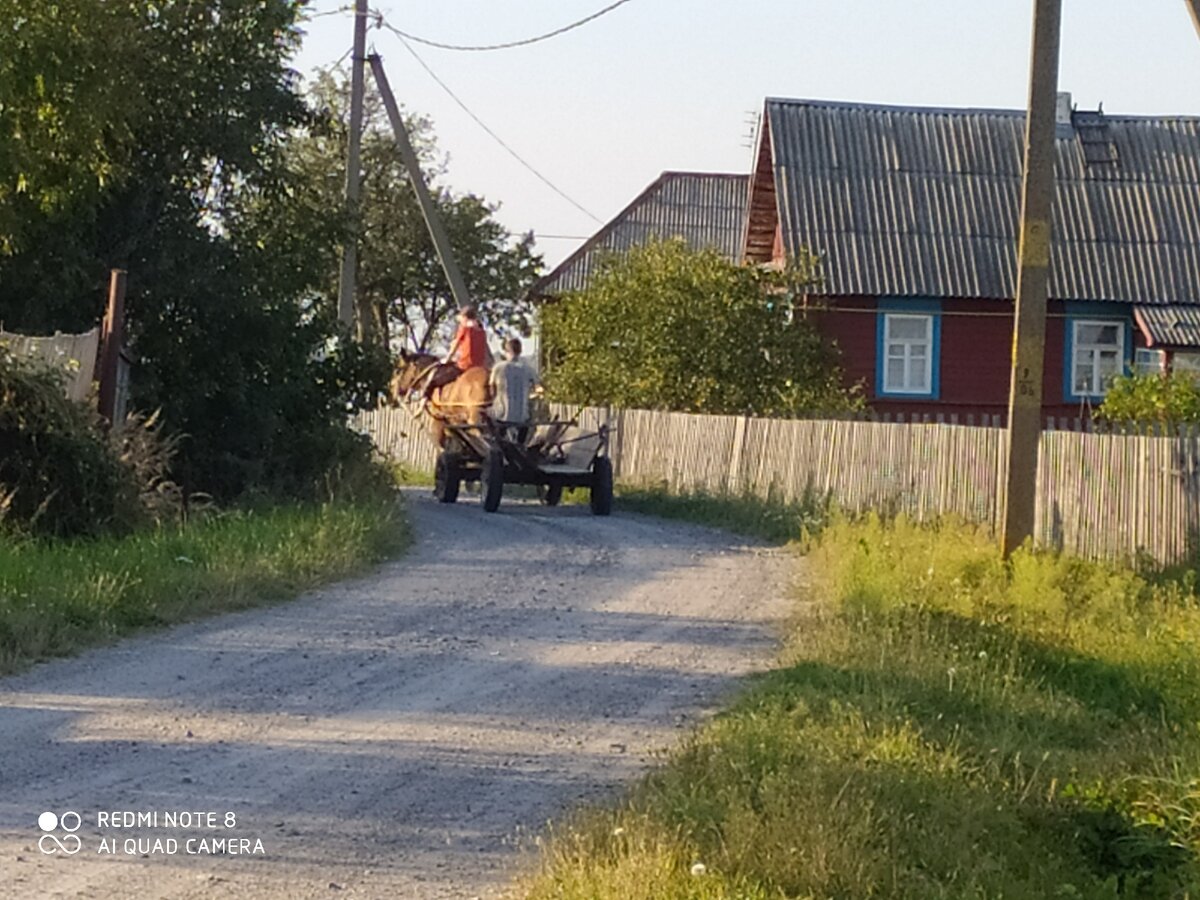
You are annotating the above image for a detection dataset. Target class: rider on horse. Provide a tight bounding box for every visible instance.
[423,306,490,404]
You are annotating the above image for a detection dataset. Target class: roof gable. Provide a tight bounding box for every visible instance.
[533,172,749,297]
[753,97,1200,304]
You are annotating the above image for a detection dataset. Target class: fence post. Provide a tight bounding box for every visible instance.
[97,269,127,426]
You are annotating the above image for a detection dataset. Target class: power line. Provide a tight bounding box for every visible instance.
[313,45,355,72]
[303,4,355,21]
[373,18,603,224]
[378,0,635,52]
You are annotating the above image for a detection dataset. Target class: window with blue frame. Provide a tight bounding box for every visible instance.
[876,301,940,399]
[1064,317,1130,401]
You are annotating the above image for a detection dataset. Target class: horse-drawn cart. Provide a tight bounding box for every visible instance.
[388,351,613,515]
[432,418,614,515]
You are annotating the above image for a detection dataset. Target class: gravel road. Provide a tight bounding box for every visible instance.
[0,489,794,899]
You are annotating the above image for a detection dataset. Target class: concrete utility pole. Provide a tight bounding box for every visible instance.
[337,0,369,334]
[1001,0,1063,557]
[368,54,473,311]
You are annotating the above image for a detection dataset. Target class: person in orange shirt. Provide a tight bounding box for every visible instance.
[444,306,490,371]
[423,306,492,405]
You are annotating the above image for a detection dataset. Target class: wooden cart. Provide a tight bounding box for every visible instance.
[432,418,613,515]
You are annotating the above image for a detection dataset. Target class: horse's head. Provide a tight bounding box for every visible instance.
[389,349,440,404]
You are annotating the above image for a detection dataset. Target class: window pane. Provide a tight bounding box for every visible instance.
[909,363,927,391]
[887,316,928,341]
[910,344,927,358]
[886,358,905,390]
[887,343,906,358]
[1135,349,1164,375]
[1097,351,1120,385]
[1074,349,1094,393]
[1075,320,1122,347]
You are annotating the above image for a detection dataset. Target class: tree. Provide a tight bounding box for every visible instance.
[540,239,861,417]
[0,1,140,255]
[1096,371,1200,428]
[0,1,313,328]
[282,70,541,351]
[0,1,390,500]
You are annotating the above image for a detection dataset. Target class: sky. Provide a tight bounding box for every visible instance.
[293,1,1200,271]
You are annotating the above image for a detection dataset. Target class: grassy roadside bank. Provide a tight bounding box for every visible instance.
[520,498,1200,898]
[0,497,407,675]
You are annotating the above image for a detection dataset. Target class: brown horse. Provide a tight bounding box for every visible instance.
[390,351,492,448]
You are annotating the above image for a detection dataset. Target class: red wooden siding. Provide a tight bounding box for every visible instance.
[810,297,1146,419]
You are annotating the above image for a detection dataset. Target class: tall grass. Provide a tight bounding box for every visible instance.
[521,512,1200,898]
[0,497,407,674]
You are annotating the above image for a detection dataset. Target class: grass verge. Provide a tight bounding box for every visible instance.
[0,496,407,674]
[521,506,1200,899]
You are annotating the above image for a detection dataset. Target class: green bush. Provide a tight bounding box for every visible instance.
[1097,371,1200,427]
[541,239,862,416]
[132,290,393,503]
[0,347,142,537]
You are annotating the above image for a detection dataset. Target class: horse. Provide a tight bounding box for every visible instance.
[389,350,492,448]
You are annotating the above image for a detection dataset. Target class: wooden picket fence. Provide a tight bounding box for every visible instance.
[352,404,1200,565]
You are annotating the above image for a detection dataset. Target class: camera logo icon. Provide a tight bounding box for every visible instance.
[38,811,82,855]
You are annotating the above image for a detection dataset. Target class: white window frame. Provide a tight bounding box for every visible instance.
[882,313,934,395]
[1071,319,1125,397]
[1134,348,1166,376]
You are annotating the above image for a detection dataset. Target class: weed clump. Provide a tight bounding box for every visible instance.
[0,347,146,537]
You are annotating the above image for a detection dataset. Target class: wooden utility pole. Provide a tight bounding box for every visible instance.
[368,53,472,311]
[1187,0,1200,40]
[97,269,127,426]
[1001,0,1063,557]
[337,0,369,334]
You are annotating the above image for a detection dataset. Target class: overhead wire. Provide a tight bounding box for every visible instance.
[303,4,355,22]
[316,45,355,71]
[376,0,635,52]
[371,13,603,224]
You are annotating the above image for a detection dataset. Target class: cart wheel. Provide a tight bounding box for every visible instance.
[481,449,504,513]
[590,456,613,516]
[540,482,563,507]
[434,451,460,504]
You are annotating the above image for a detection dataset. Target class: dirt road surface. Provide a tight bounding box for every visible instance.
[0,489,793,899]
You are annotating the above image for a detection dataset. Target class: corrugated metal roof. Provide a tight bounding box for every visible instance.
[533,172,748,296]
[764,97,1200,304]
[1134,304,1200,348]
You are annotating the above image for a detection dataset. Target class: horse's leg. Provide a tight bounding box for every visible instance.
[428,387,447,448]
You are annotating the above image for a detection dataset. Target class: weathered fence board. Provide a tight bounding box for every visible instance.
[355,404,1200,564]
[0,327,100,402]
